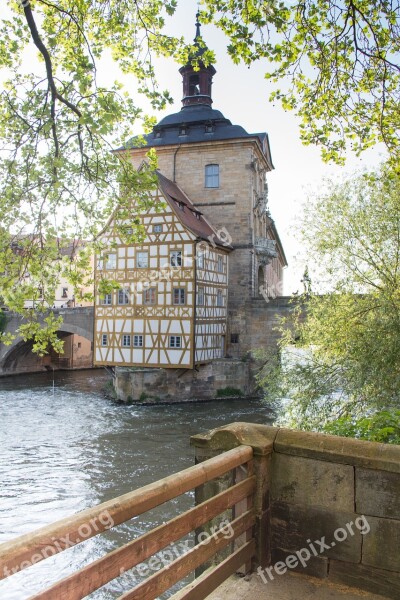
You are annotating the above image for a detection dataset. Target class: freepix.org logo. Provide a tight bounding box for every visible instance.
[257,515,370,584]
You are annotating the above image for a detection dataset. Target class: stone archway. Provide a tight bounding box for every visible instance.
[0,327,93,375]
[258,265,265,295]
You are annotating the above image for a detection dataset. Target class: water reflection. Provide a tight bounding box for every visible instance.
[0,369,274,598]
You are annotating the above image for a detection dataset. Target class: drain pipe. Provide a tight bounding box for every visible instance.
[173,145,181,182]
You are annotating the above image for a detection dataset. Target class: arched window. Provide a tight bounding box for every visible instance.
[205,164,219,188]
[189,74,200,95]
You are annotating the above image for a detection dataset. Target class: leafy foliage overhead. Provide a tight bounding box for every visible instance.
[202,0,400,162]
[0,0,214,350]
[0,1,398,353]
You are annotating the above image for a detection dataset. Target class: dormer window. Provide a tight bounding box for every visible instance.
[205,121,214,134]
[154,129,162,139]
[179,125,188,136]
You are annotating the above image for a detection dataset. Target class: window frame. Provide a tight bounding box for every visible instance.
[197,286,205,306]
[217,289,224,307]
[173,288,186,305]
[205,164,219,188]
[136,251,149,269]
[122,334,131,347]
[153,224,163,233]
[105,253,117,270]
[101,334,108,347]
[117,288,130,305]
[100,293,112,306]
[217,255,224,273]
[133,335,143,348]
[169,335,182,348]
[143,287,157,305]
[170,250,183,267]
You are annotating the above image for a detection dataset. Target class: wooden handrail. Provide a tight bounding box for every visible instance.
[29,476,256,600]
[119,510,256,600]
[168,541,256,600]
[0,445,253,580]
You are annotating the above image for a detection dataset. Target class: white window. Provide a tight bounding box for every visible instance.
[205,164,219,188]
[169,336,182,348]
[136,251,148,268]
[173,288,186,305]
[153,224,162,233]
[217,290,224,307]
[197,287,204,306]
[105,253,116,269]
[100,293,112,305]
[197,252,204,269]
[133,335,143,347]
[143,287,156,305]
[118,288,130,305]
[122,335,131,347]
[170,250,182,267]
[101,334,108,346]
[217,255,224,273]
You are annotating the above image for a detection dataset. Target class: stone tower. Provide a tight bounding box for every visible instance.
[122,18,287,364]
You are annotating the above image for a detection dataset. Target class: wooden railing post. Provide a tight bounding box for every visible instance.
[192,445,236,575]
[191,422,279,570]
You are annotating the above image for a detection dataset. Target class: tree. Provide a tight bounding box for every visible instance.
[0,1,215,350]
[256,163,400,443]
[0,1,399,350]
[202,0,399,163]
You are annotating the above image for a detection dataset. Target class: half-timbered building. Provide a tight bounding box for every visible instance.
[94,172,231,369]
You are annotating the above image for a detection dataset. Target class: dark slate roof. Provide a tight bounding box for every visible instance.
[122,105,274,169]
[156,171,232,250]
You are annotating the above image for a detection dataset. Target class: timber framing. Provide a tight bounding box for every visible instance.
[94,173,231,369]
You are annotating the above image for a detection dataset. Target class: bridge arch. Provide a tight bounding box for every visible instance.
[0,308,94,375]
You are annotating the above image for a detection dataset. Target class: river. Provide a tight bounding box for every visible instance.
[0,369,274,599]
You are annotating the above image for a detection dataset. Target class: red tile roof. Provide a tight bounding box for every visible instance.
[156,171,232,250]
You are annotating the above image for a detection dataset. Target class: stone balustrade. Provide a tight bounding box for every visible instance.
[191,423,400,599]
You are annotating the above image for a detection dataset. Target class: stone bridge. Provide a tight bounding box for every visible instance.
[0,307,94,376]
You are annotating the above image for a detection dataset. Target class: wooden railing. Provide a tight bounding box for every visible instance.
[0,445,255,600]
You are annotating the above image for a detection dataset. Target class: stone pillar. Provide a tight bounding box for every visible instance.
[190,422,279,571]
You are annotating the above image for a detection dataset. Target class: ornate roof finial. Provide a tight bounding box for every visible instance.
[195,10,201,40]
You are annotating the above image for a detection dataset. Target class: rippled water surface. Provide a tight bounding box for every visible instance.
[0,369,274,598]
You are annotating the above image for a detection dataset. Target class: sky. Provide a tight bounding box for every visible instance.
[2,1,387,294]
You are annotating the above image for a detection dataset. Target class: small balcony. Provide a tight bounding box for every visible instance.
[254,237,278,265]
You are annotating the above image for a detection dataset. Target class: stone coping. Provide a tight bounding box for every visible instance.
[190,423,400,472]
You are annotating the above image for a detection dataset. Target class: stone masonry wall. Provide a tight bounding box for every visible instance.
[113,298,296,401]
[191,423,400,599]
[228,296,294,359]
[114,359,251,403]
